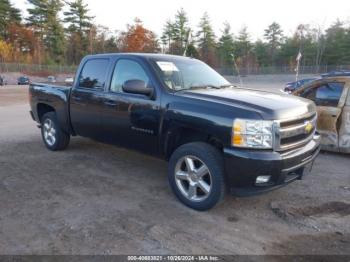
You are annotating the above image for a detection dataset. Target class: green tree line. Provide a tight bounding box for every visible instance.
[1,0,350,73]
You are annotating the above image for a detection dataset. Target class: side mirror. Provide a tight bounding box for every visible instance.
[122,79,153,96]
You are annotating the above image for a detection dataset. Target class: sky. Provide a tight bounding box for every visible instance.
[14,0,350,40]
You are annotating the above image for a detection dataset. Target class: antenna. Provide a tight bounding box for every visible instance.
[295,51,302,81]
[183,29,191,56]
[295,26,303,81]
[232,53,243,87]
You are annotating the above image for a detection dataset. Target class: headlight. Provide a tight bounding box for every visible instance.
[232,119,273,149]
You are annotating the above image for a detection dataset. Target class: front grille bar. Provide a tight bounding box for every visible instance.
[273,113,317,151]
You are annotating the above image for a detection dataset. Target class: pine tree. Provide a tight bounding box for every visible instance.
[264,22,283,65]
[196,12,216,65]
[161,20,174,53]
[64,0,93,33]
[217,22,235,67]
[234,26,252,70]
[253,40,269,67]
[185,43,199,58]
[26,0,49,34]
[64,0,93,64]
[27,0,65,64]
[172,8,189,55]
[161,9,190,55]
[323,20,349,65]
[0,0,21,39]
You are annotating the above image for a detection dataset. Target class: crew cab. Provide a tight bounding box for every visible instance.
[29,53,320,210]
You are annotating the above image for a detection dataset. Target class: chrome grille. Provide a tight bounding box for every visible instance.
[273,113,317,151]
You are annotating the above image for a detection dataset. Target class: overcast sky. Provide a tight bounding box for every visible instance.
[15,0,350,39]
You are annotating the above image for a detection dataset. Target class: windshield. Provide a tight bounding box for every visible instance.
[153,58,230,91]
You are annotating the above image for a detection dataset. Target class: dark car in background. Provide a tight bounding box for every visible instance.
[284,78,317,93]
[0,76,6,86]
[321,70,350,78]
[18,76,30,85]
[47,76,57,83]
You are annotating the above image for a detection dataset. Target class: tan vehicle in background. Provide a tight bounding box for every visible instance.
[293,75,350,153]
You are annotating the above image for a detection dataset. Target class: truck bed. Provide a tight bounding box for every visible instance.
[29,82,73,134]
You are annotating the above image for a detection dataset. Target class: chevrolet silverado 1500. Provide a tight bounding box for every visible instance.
[29,53,321,210]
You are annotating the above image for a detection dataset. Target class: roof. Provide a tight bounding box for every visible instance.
[84,52,196,62]
[321,71,350,78]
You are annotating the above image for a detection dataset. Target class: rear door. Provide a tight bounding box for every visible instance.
[70,58,110,138]
[300,81,346,151]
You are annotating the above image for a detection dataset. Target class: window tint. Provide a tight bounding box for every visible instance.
[302,82,344,107]
[110,59,149,93]
[79,59,109,89]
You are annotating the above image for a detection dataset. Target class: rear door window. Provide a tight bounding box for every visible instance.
[79,59,109,89]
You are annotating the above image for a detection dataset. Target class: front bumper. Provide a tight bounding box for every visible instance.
[224,133,321,196]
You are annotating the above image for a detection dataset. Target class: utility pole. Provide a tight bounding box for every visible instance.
[295,25,304,81]
[183,29,191,56]
[295,51,302,81]
[232,53,243,87]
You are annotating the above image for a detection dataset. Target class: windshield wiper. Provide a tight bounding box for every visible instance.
[190,84,237,89]
[174,84,236,93]
[173,85,213,93]
[190,84,221,89]
[219,84,236,88]
[174,84,224,92]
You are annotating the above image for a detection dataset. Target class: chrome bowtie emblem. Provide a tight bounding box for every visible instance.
[304,121,313,134]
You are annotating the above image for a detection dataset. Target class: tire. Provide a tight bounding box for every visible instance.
[168,142,225,211]
[41,112,70,151]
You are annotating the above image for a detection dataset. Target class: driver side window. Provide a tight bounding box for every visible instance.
[302,82,344,107]
[110,59,149,93]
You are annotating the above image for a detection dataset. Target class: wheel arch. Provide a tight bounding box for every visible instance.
[37,103,55,122]
[164,126,224,160]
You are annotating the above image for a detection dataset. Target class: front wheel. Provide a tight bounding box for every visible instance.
[168,142,225,211]
[41,112,70,151]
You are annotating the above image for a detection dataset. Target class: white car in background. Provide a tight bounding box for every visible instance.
[65,77,74,84]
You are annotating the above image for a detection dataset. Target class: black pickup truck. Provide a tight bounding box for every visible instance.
[29,53,321,210]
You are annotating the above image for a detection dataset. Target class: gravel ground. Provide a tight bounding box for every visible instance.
[0,83,349,255]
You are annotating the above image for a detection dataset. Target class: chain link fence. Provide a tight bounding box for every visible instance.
[0,63,77,75]
[1,62,350,76]
[216,65,350,76]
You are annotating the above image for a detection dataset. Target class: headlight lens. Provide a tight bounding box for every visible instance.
[232,119,273,149]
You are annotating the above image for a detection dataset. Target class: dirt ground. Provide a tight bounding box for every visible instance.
[0,85,29,107]
[0,84,349,255]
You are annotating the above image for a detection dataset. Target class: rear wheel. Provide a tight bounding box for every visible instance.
[168,142,225,211]
[41,112,70,151]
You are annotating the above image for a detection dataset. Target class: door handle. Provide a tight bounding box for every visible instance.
[104,100,117,107]
[72,96,82,101]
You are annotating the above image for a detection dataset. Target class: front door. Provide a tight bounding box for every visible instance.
[101,58,161,155]
[300,80,346,151]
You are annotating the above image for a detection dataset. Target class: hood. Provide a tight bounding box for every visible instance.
[177,87,316,120]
